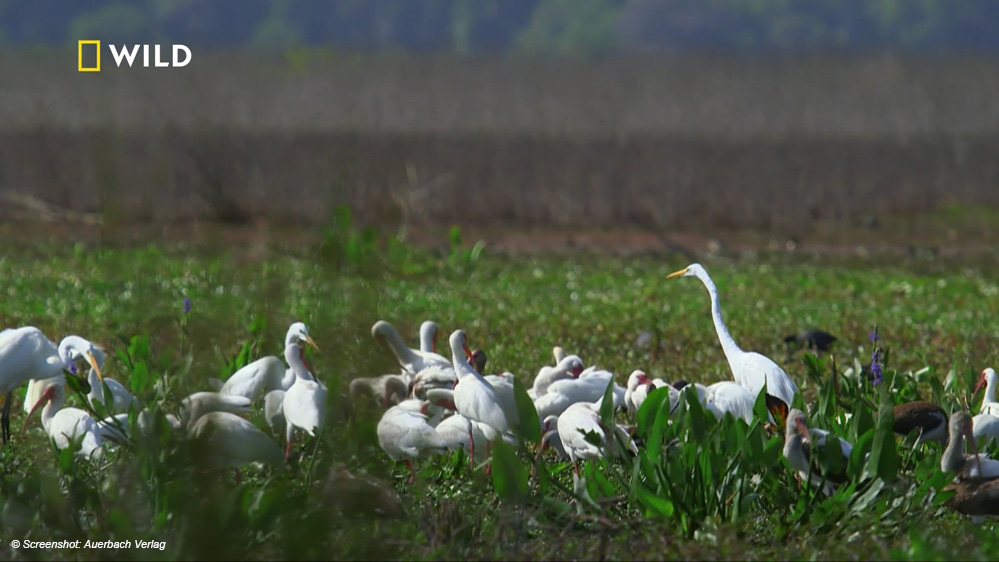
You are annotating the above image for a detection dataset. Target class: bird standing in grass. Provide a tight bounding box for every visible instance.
[783,329,837,353]
[666,264,800,408]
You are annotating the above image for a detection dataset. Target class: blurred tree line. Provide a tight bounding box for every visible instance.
[1,0,997,55]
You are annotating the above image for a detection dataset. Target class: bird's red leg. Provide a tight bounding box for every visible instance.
[284,439,292,460]
[467,428,475,471]
[406,460,416,484]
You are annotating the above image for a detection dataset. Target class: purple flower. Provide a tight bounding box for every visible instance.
[871,360,883,386]
[869,330,879,343]
[68,361,78,375]
[183,297,191,315]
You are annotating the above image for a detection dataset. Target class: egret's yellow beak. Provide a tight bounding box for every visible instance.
[304,335,320,352]
[86,351,103,383]
[666,267,689,279]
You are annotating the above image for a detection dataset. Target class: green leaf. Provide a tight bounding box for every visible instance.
[65,373,92,396]
[865,387,899,482]
[823,433,845,477]
[512,377,541,444]
[636,386,669,438]
[491,439,528,504]
[130,361,149,394]
[584,461,616,500]
[599,376,616,428]
[636,485,674,520]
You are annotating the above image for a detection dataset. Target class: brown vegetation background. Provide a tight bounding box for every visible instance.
[2,51,999,242]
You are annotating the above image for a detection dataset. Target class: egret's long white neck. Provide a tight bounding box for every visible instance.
[88,368,104,403]
[285,343,314,382]
[693,269,743,362]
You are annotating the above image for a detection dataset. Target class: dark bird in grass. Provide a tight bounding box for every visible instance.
[783,329,837,353]
[893,401,948,448]
[324,464,405,519]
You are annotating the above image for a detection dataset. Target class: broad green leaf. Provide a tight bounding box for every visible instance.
[636,386,669,438]
[599,376,616,428]
[584,461,615,500]
[823,433,845,477]
[491,439,528,504]
[636,485,674,520]
[130,361,150,394]
[512,377,541,444]
[65,373,92,396]
[865,386,899,482]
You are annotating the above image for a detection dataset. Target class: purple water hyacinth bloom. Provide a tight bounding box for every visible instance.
[869,330,879,343]
[871,360,883,385]
[68,361,78,375]
[183,297,191,315]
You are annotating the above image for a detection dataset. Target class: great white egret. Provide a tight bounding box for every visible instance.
[666,264,799,407]
[1,328,102,444]
[219,322,318,402]
[282,338,325,459]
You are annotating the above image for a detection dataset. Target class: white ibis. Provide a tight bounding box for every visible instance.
[372,320,452,375]
[974,368,999,416]
[218,322,317,402]
[972,413,999,449]
[188,411,284,468]
[537,414,569,460]
[625,371,674,415]
[892,401,948,447]
[942,411,999,480]
[534,373,623,420]
[3,328,103,444]
[556,401,637,477]
[452,330,517,468]
[377,399,448,483]
[21,380,104,460]
[419,320,439,354]
[281,338,326,459]
[529,355,584,399]
[666,264,800,407]
[782,408,852,495]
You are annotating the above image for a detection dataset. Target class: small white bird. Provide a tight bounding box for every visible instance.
[219,322,318,402]
[377,399,448,482]
[667,264,800,408]
[557,401,637,476]
[452,330,517,465]
[21,380,104,460]
[975,368,999,417]
[530,355,584,399]
[189,411,285,469]
[534,369,625,420]
[282,338,326,459]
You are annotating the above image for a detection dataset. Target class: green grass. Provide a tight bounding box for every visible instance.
[0,233,997,560]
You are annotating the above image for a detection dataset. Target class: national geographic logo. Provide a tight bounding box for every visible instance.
[77,40,192,72]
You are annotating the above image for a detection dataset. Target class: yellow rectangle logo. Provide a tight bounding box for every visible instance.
[78,40,100,72]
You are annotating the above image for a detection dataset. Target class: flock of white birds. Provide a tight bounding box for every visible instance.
[2,262,999,519]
